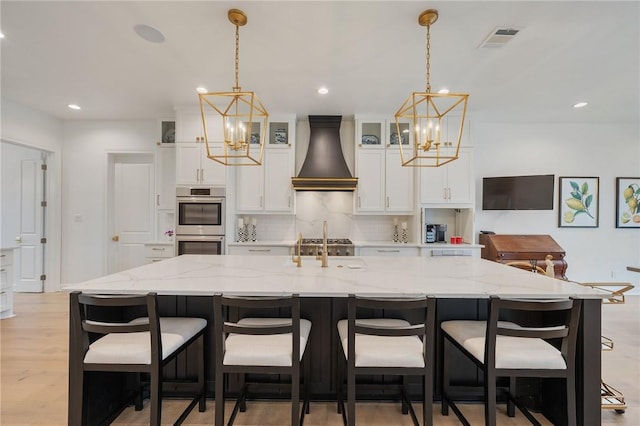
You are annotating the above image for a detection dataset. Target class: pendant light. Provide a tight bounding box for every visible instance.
[199,9,269,166]
[395,9,469,167]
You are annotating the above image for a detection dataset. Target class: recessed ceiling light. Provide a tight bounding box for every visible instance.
[0,32,5,39]
[134,24,165,43]
[573,102,588,108]
[318,87,329,95]
[196,87,208,94]
[438,88,450,94]
[68,104,81,110]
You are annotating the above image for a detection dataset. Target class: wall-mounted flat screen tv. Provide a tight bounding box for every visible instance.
[482,174,554,210]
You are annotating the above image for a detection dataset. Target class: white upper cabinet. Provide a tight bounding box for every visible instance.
[175,109,226,186]
[354,116,413,214]
[155,144,176,210]
[236,115,296,213]
[419,117,473,206]
[176,108,221,143]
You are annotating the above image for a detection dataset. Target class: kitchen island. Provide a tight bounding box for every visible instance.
[65,255,606,425]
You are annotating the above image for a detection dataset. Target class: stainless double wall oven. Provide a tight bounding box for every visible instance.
[175,186,226,255]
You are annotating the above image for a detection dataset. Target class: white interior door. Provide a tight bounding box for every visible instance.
[1,142,48,293]
[15,153,45,292]
[109,154,154,273]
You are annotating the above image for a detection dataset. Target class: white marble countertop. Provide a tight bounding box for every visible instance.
[64,254,607,299]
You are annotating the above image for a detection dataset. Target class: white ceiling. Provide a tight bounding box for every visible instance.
[1,1,638,123]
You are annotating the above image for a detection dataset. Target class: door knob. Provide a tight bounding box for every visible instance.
[15,236,22,243]
[112,235,119,242]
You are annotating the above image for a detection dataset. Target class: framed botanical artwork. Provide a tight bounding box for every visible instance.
[616,177,640,228]
[558,177,599,227]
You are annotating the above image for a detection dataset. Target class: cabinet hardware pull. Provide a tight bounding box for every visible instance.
[386,196,390,208]
[249,249,270,252]
[378,249,400,253]
[0,255,5,258]
[200,169,204,182]
[157,195,160,206]
[0,269,5,272]
[152,248,165,251]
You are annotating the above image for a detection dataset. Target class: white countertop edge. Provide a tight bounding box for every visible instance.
[60,288,608,299]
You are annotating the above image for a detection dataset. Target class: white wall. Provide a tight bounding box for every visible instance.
[4,99,639,292]
[1,99,63,291]
[61,120,156,284]
[474,121,640,289]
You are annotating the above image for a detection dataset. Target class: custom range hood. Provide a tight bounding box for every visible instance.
[292,115,358,191]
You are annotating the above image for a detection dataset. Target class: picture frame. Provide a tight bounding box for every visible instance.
[615,177,640,228]
[558,177,599,228]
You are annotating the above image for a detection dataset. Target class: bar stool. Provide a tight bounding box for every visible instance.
[336,294,436,426]
[213,293,311,426]
[440,296,582,426]
[68,291,207,425]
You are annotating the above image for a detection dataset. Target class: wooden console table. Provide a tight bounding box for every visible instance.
[479,234,568,279]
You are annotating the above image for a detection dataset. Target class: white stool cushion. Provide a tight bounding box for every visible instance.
[83,317,206,365]
[223,318,312,367]
[337,318,425,368]
[441,320,567,370]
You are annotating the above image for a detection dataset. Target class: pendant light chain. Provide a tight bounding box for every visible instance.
[234,23,240,91]
[425,23,431,93]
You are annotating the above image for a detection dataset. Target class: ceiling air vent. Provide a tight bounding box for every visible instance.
[479,27,521,48]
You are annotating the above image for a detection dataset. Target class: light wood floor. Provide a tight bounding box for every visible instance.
[1,292,638,425]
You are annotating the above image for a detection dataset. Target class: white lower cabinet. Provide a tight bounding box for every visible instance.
[357,246,420,257]
[144,243,174,263]
[1,249,15,319]
[421,246,481,257]
[228,245,291,256]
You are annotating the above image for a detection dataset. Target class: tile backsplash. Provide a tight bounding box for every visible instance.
[244,192,413,242]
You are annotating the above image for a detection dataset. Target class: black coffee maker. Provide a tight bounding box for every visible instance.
[425,224,447,243]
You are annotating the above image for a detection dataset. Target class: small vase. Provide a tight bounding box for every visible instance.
[401,229,408,243]
[243,224,250,242]
[250,224,257,242]
[392,225,399,243]
[237,227,245,243]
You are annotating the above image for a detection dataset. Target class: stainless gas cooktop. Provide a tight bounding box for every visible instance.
[298,238,354,256]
